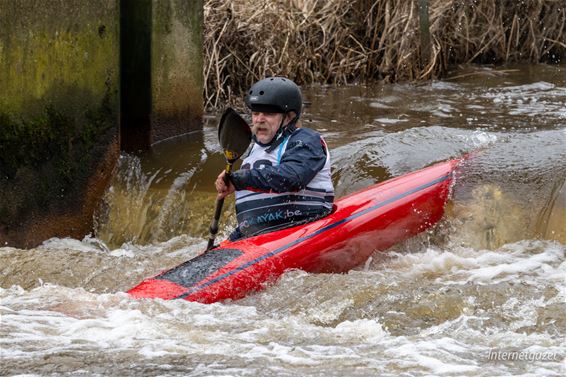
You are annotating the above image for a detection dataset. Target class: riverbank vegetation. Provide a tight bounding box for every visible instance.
[204,0,565,109]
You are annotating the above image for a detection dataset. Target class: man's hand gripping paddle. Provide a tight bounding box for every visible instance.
[206,108,251,251]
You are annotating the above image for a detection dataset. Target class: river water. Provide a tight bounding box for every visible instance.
[1,64,565,376]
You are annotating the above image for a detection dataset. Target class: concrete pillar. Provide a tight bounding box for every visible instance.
[120,0,203,151]
[151,0,203,144]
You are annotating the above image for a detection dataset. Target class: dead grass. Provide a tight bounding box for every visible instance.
[204,0,565,109]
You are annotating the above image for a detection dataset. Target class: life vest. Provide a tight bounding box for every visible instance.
[234,131,334,237]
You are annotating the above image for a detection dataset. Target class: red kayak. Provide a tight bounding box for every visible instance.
[128,156,465,303]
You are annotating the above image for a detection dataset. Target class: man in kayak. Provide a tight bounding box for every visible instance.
[215,77,334,240]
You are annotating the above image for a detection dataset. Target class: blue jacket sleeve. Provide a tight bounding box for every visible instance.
[230,129,327,193]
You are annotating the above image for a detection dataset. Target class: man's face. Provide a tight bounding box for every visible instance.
[251,112,285,144]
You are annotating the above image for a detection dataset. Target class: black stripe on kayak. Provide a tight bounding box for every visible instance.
[174,172,451,300]
[156,248,243,286]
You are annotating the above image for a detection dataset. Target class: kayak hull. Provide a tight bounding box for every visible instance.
[128,158,462,303]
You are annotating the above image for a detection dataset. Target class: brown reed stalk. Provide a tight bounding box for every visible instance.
[204,0,565,110]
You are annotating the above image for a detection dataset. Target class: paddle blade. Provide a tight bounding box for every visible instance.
[218,108,252,162]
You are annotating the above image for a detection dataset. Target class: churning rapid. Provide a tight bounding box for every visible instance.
[1,64,565,376]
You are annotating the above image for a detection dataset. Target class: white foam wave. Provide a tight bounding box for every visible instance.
[388,240,564,285]
[39,235,109,253]
[1,282,392,365]
[36,234,205,260]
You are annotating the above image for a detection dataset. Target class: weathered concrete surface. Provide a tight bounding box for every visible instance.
[0,0,204,247]
[0,0,120,247]
[151,0,203,143]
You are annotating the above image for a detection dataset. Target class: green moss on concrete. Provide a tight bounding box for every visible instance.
[0,88,116,224]
[0,0,119,115]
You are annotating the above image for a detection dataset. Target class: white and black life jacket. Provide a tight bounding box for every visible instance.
[231,127,334,237]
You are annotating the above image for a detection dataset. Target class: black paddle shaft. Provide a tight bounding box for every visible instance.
[206,108,251,251]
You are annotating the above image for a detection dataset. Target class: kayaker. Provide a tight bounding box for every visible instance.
[215,76,334,240]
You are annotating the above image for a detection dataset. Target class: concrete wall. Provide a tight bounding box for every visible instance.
[0,0,120,247]
[0,0,203,248]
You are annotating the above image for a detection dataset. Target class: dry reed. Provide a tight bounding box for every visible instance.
[204,0,565,109]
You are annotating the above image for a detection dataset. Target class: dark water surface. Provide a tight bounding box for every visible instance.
[1,64,565,376]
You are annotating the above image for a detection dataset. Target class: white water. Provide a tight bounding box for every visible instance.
[1,64,565,376]
[1,240,564,376]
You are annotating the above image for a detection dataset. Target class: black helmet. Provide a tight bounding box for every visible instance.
[245,77,302,117]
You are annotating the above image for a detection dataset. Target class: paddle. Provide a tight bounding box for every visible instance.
[206,107,252,250]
